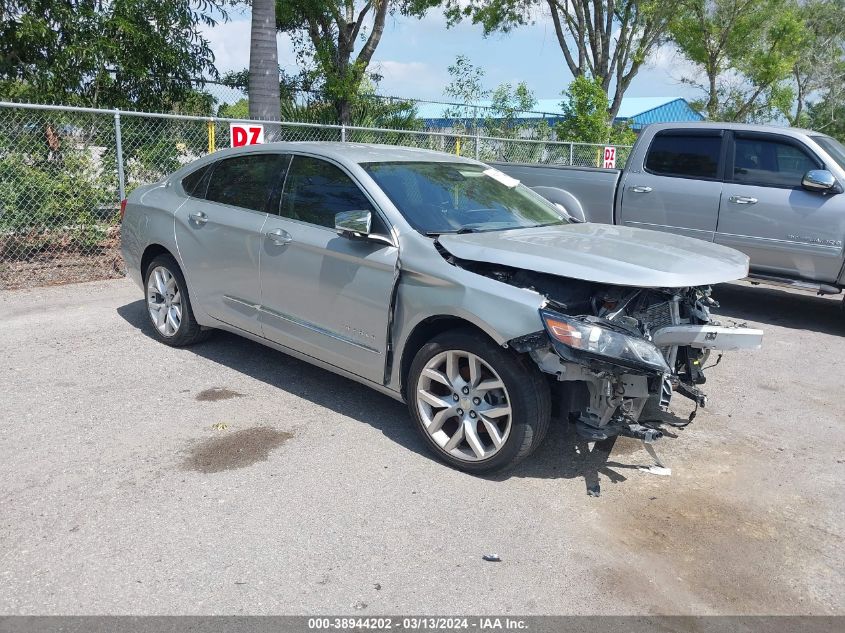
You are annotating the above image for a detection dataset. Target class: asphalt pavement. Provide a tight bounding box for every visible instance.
[1,278,843,614]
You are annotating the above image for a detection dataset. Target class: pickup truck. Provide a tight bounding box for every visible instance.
[495,122,845,302]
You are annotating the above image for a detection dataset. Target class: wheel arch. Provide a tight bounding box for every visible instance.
[399,315,501,400]
[141,243,176,280]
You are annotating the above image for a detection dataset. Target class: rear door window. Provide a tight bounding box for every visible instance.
[731,136,820,187]
[645,133,722,179]
[204,154,289,212]
[181,164,212,198]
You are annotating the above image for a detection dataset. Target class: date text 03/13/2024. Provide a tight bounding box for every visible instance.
[307,617,529,631]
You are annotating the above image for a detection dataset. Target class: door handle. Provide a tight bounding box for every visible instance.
[729,195,758,205]
[264,228,292,245]
[630,185,653,193]
[188,211,208,225]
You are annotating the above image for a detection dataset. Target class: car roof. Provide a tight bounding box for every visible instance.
[203,141,480,165]
[642,121,821,137]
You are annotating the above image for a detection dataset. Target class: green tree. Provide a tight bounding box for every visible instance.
[0,0,225,110]
[440,0,671,120]
[556,76,635,144]
[441,55,541,138]
[485,81,537,138]
[249,0,281,122]
[276,0,438,125]
[786,0,845,126]
[670,0,806,122]
[806,97,845,141]
[218,98,250,119]
[442,55,490,133]
[218,64,422,128]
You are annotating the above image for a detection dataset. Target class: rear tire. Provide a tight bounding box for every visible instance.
[144,254,210,347]
[407,329,551,474]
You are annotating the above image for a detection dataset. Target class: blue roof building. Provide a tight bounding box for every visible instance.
[612,97,704,130]
[415,96,703,132]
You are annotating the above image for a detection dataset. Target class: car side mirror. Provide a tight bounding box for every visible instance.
[335,210,372,237]
[553,203,585,223]
[530,186,587,223]
[802,169,839,193]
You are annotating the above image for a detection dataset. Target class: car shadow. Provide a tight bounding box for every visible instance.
[118,299,663,491]
[711,282,844,336]
[495,420,677,491]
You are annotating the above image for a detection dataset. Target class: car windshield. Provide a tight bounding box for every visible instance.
[362,161,567,235]
[812,135,845,171]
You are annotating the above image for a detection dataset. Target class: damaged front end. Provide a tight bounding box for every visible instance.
[434,223,762,449]
[496,269,762,443]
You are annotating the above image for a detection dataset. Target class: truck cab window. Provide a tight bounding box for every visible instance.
[732,137,820,188]
[811,135,845,171]
[645,133,722,179]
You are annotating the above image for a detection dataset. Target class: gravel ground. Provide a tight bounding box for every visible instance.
[1,278,843,615]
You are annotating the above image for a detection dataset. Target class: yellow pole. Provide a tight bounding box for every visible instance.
[207,120,216,153]
[455,136,461,156]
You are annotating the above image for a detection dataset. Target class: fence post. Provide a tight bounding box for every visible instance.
[475,127,480,160]
[341,124,346,142]
[114,109,126,201]
[569,142,574,166]
[207,119,216,153]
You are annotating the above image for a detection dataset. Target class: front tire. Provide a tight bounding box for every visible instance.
[407,329,551,474]
[144,254,209,347]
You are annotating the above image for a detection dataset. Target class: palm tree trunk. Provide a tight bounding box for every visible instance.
[249,0,280,126]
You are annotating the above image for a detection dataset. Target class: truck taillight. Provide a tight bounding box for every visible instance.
[119,199,127,221]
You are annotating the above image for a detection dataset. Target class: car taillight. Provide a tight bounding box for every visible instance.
[119,199,127,221]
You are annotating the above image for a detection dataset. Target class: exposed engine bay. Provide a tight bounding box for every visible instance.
[448,257,763,445]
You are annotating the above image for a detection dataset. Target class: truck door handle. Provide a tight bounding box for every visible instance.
[630,186,652,193]
[264,228,292,245]
[729,195,758,205]
[188,211,208,225]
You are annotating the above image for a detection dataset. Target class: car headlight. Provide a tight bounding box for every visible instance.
[540,309,670,374]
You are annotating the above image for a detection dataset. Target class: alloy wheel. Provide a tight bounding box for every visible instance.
[416,350,512,462]
[146,266,182,337]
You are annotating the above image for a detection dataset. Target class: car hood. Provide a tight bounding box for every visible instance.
[437,223,749,288]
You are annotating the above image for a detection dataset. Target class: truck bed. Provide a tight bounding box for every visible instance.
[492,162,622,225]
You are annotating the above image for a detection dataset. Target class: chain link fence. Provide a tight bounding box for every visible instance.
[0,102,631,289]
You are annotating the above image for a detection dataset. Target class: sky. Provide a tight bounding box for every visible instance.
[201,7,701,109]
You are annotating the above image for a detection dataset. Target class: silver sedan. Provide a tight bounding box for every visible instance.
[121,142,761,474]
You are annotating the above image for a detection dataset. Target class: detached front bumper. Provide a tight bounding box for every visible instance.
[651,325,763,351]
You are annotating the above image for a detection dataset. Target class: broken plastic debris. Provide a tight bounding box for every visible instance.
[640,465,672,476]
[482,554,502,562]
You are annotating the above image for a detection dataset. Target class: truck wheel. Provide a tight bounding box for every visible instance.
[407,329,551,474]
[144,254,210,347]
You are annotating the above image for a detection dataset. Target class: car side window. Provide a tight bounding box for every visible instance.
[181,164,212,198]
[645,133,722,179]
[280,155,384,232]
[205,154,289,212]
[732,136,820,188]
